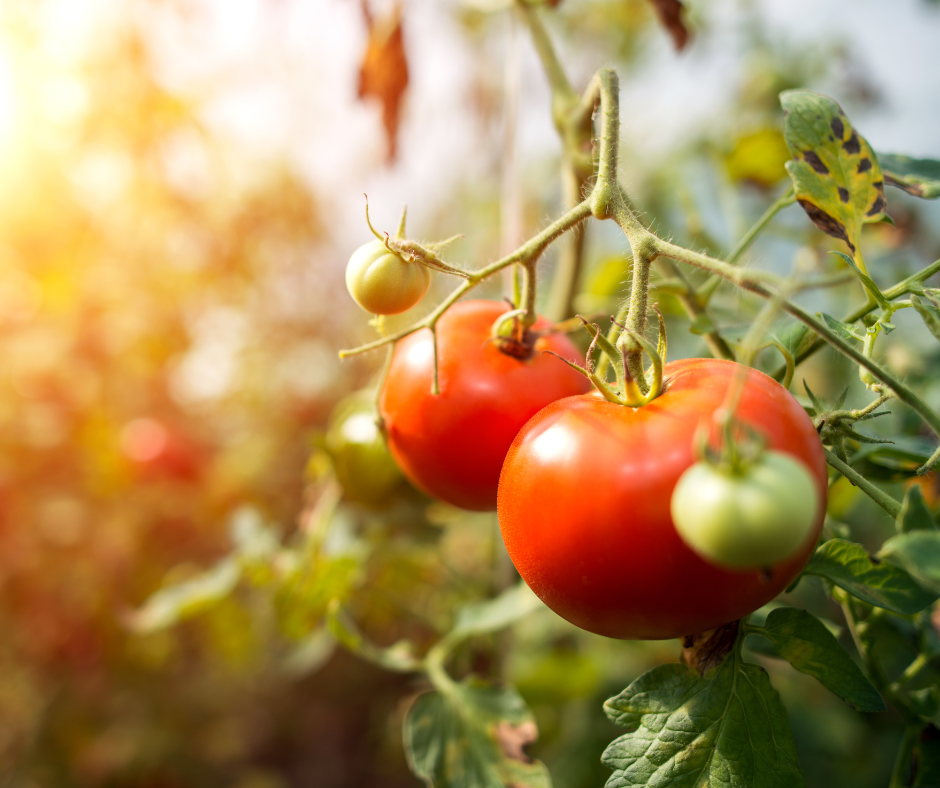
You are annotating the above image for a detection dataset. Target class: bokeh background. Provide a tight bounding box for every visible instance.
[1,0,940,786]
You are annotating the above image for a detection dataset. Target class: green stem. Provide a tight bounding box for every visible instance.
[658,258,735,360]
[775,257,940,378]
[338,200,592,358]
[824,448,902,517]
[892,653,931,694]
[699,183,796,303]
[889,724,922,788]
[521,261,538,328]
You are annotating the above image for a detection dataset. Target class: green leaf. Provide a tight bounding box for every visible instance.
[897,485,937,533]
[688,312,715,335]
[127,558,241,633]
[404,678,551,788]
[880,531,940,594]
[878,153,940,199]
[828,250,890,309]
[450,582,544,642]
[781,90,888,252]
[851,435,940,480]
[753,607,885,712]
[804,539,938,614]
[912,295,940,342]
[602,648,804,788]
[818,311,865,343]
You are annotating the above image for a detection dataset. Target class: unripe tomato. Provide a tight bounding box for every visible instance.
[497,358,827,640]
[671,450,820,569]
[346,240,430,315]
[379,300,591,511]
[325,391,403,506]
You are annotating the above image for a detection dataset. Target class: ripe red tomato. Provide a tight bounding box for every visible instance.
[379,300,591,511]
[497,358,827,640]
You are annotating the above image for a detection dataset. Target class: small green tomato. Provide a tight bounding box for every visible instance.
[671,450,819,570]
[345,239,430,315]
[325,391,403,506]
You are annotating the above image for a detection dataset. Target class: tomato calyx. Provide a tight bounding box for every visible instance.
[543,308,668,407]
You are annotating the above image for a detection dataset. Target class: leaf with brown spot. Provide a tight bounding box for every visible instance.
[878,153,940,199]
[404,677,552,788]
[646,0,691,51]
[358,1,409,163]
[781,90,889,252]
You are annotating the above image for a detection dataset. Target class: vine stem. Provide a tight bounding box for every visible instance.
[823,447,902,517]
[338,200,592,358]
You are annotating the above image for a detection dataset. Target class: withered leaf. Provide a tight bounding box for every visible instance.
[358,1,409,163]
[646,0,691,51]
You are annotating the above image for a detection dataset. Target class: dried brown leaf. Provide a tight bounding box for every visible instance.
[358,1,409,163]
[647,0,690,51]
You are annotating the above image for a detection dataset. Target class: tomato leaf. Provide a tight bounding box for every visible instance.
[751,607,885,712]
[781,90,889,252]
[897,485,937,534]
[818,311,865,343]
[358,2,409,163]
[404,678,551,788]
[880,531,940,595]
[126,558,241,633]
[828,250,890,309]
[911,295,940,342]
[602,649,804,788]
[850,435,940,480]
[804,538,938,614]
[449,582,544,641]
[646,0,690,52]
[878,153,940,199]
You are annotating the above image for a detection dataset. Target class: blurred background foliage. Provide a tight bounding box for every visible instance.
[0,0,939,786]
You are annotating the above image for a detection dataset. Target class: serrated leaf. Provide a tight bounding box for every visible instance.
[804,538,938,614]
[879,153,940,199]
[753,607,885,712]
[781,90,888,252]
[127,558,241,633]
[880,531,940,594]
[912,295,940,341]
[897,485,937,534]
[404,678,551,788]
[818,311,865,342]
[450,582,544,641]
[602,648,804,788]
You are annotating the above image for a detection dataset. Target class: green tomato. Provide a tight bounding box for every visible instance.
[326,392,403,505]
[670,450,820,569]
[345,240,430,315]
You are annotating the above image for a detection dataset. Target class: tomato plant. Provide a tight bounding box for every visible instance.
[378,299,590,511]
[496,358,827,640]
[671,449,820,569]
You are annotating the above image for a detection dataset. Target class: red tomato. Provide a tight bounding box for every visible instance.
[379,300,591,511]
[497,358,827,640]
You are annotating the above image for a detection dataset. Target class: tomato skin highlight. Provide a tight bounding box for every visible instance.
[497,358,828,640]
[379,300,591,511]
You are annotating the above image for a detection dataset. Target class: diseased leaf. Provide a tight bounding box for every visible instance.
[646,0,690,52]
[405,678,551,788]
[880,531,940,594]
[450,582,544,641]
[358,1,409,162]
[878,153,940,199]
[897,485,937,534]
[602,648,804,788]
[804,538,938,614]
[127,558,241,633]
[754,607,885,712]
[781,90,888,252]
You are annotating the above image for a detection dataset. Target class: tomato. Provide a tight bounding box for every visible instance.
[379,300,591,511]
[671,450,820,569]
[346,239,430,315]
[325,391,403,505]
[497,358,827,640]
